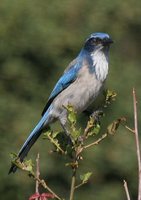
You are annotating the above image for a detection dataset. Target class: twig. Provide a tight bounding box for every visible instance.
[83,121,93,139]
[82,115,99,140]
[133,88,141,200]
[35,153,40,200]
[75,182,86,190]
[124,125,135,134]
[84,133,108,149]
[69,168,76,200]
[123,180,131,200]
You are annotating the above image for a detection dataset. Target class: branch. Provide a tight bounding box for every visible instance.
[133,88,141,200]
[69,168,76,200]
[123,180,131,200]
[84,133,108,149]
[31,172,62,200]
[75,182,86,190]
[35,153,40,200]
[124,125,135,134]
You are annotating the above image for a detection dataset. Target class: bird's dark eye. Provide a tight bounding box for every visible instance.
[89,37,102,45]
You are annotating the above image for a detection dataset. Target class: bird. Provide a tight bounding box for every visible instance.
[9,32,113,173]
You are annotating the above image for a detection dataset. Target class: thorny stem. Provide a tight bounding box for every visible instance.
[133,88,141,200]
[123,180,131,200]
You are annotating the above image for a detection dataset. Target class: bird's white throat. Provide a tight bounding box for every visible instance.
[91,50,109,82]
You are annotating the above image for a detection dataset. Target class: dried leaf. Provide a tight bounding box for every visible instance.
[107,117,126,135]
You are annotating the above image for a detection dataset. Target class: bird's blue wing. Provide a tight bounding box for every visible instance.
[41,58,80,116]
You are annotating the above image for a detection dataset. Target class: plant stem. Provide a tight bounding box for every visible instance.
[69,168,77,200]
[35,153,40,200]
[124,125,135,134]
[123,180,131,200]
[84,133,108,149]
[75,182,86,190]
[133,88,141,200]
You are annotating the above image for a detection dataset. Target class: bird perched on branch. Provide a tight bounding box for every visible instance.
[9,32,113,173]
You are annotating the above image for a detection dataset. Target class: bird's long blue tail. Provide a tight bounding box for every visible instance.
[9,114,49,174]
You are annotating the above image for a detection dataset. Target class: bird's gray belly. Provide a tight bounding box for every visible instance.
[51,74,103,118]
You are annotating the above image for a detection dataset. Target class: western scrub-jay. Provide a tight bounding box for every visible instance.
[9,32,113,173]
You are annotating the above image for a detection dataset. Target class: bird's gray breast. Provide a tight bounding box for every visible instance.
[52,64,103,116]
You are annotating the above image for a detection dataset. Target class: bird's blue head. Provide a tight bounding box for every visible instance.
[84,32,113,52]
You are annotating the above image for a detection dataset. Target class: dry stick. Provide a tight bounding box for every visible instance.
[123,180,131,200]
[133,88,141,200]
[35,153,40,200]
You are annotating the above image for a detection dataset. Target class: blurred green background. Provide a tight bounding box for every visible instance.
[0,0,141,199]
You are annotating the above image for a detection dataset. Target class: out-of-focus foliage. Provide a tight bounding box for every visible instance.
[0,0,141,199]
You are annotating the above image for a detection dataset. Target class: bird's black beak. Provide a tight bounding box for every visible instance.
[103,38,113,45]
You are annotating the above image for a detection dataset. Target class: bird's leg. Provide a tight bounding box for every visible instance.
[61,122,70,137]
[59,117,72,144]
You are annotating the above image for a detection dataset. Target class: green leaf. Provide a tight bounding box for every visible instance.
[52,131,60,139]
[105,89,117,106]
[64,104,77,124]
[80,172,92,183]
[91,124,101,135]
[68,111,77,124]
[43,130,52,138]
[10,152,18,160]
[24,159,34,172]
[71,128,81,140]
[86,117,101,136]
